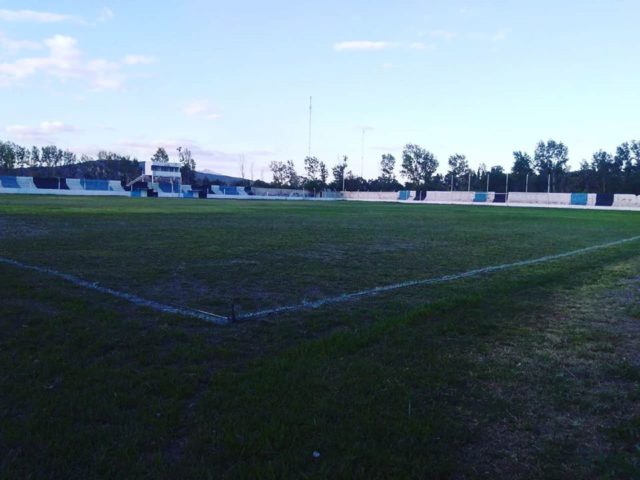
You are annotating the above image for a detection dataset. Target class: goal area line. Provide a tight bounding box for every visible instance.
[2,234,639,325]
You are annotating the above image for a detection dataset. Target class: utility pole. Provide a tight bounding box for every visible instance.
[506,173,509,193]
[526,173,529,192]
[468,171,471,192]
[486,172,490,192]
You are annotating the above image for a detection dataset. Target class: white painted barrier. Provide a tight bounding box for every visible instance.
[426,191,476,203]
[507,192,570,205]
[344,191,397,201]
[613,194,640,207]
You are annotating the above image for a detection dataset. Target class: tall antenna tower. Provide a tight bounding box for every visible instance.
[308,96,312,158]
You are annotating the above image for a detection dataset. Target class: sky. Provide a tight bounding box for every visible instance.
[0,0,639,180]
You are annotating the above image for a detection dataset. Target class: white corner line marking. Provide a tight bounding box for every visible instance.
[2,235,639,325]
[237,235,640,320]
[0,257,229,325]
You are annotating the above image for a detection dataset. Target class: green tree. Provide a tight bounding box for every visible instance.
[30,146,40,168]
[151,147,170,163]
[447,153,469,190]
[331,156,348,190]
[14,144,29,172]
[319,161,328,186]
[400,144,438,187]
[0,141,16,171]
[511,151,533,176]
[304,156,320,181]
[62,150,76,166]
[177,146,196,184]
[534,140,569,192]
[590,150,616,193]
[285,160,300,188]
[380,154,396,182]
[269,160,288,187]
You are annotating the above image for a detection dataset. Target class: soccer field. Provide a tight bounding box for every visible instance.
[2,196,640,478]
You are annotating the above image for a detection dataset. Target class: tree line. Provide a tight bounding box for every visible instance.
[0,141,197,184]
[2,138,640,194]
[267,139,640,195]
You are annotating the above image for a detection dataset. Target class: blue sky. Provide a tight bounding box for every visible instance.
[0,0,638,179]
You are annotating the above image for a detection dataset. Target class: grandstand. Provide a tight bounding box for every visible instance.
[1,171,640,209]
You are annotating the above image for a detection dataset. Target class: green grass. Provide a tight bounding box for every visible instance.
[2,195,640,478]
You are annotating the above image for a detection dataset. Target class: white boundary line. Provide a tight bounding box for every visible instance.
[0,257,229,325]
[237,235,640,320]
[2,234,639,325]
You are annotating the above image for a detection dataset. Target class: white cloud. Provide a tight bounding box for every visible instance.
[492,28,511,42]
[334,41,395,51]
[408,41,434,51]
[334,40,434,52]
[429,30,457,41]
[0,34,152,89]
[0,9,80,23]
[183,100,221,120]
[122,54,155,65]
[6,121,79,139]
[97,7,114,22]
[0,34,41,54]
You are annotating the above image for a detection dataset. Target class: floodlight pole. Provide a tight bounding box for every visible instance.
[506,173,509,193]
[468,171,471,192]
[525,173,529,192]
[486,173,490,192]
[547,173,551,193]
[450,174,454,191]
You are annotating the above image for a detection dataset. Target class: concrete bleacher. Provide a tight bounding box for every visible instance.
[83,179,109,191]
[0,176,20,188]
[158,183,173,193]
[16,176,36,189]
[66,178,83,190]
[220,186,239,195]
[108,180,125,191]
[0,176,129,196]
